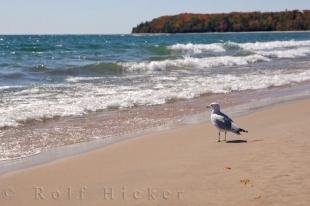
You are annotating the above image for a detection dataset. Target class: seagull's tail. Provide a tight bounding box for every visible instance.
[239,128,248,133]
[231,123,248,135]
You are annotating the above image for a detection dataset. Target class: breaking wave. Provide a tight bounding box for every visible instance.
[119,55,270,71]
[168,40,310,58]
[1,69,310,128]
[168,43,226,54]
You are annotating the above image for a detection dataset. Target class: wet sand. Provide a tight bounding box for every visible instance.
[0,98,310,206]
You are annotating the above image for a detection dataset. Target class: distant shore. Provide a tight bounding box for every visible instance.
[132,10,310,33]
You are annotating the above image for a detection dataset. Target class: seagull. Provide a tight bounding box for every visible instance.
[206,102,248,142]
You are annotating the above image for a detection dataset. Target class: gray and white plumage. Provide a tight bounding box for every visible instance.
[207,102,248,142]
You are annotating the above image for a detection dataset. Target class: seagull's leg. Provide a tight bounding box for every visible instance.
[224,131,227,142]
[218,131,221,142]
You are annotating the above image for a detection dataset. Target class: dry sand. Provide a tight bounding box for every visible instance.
[1,98,310,206]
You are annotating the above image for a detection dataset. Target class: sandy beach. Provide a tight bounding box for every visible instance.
[1,98,310,206]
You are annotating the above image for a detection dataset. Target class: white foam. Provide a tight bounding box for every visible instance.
[240,40,310,51]
[0,146,41,161]
[1,69,310,128]
[168,43,226,54]
[0,85,25,90]
[169,40,310,52]
[168,40,310,59]
[120,54,270,71]
[257,47,310,58]
[66,76,105,83]
[202,70,310,93]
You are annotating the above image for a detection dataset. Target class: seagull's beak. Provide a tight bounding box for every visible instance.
[206,105,211,108]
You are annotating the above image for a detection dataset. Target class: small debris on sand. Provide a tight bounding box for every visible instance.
[240,178,251,185]
[254,194,262,199]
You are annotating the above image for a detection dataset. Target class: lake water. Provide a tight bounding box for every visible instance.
[1,32,310,161]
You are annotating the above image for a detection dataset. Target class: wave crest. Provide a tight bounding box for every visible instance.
[1,69,310,129]
[168,43,226,54]
[167,40,310,58]
[119,55,270,71]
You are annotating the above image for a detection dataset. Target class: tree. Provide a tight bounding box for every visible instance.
[132,10,310,33]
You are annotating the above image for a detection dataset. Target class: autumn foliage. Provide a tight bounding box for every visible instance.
[132,10,310,33]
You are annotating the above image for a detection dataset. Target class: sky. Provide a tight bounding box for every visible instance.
[0,0,309,34]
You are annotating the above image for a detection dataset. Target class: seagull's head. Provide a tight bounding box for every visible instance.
[206,102,220,112]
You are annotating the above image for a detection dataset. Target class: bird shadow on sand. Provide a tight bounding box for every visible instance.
[226,140,247,143]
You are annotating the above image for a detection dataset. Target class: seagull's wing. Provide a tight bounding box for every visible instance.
[219,111,234,122]
[211,113,232,130]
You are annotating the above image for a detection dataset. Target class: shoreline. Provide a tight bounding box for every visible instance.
[1,97,310,205]
[1,83,309,176]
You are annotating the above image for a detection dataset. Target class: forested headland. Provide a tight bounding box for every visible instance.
[132,10,310,33]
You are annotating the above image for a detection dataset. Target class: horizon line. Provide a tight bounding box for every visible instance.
[1,30,310,36]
